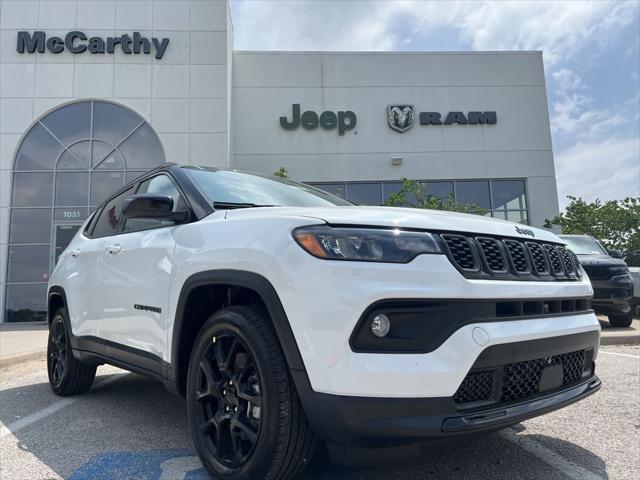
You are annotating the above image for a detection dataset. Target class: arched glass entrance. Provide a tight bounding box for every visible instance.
[5,100,166,322]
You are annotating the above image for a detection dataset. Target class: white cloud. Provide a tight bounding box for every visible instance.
[230,1,640,209]
[231,1,638,65]
[555,137,640,209]
[550,68,627,142]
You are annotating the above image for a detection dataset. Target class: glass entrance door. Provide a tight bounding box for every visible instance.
[53,224,81,267]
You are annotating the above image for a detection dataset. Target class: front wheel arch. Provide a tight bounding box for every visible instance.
[170,270,306,397]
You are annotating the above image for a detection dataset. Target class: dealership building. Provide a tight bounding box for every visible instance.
[0,0,560,323]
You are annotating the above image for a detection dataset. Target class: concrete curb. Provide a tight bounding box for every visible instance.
[0,349,47,369]
[600,334,640,346]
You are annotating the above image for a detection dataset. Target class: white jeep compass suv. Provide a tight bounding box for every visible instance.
[47,164,601,479]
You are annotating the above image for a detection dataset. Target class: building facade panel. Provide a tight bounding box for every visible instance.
[0,0,560,324]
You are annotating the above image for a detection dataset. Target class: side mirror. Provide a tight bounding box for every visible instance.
[608,249,623,259]
[122,194,187,222]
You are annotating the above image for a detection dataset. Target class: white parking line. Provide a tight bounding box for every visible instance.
[599,350,639,359]
[0,373,126,439]
[500,428,605,480]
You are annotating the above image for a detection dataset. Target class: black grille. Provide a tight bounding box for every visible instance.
[582,265,610,281]
[557,247,576,277]
[440,233,581,281]
[526,242,549,274]
[501,350,585,402]
[566,250,583,278]
[477,237,506,271]
[441,235,478,270]
[453,371,493,404]
[504,240,530,273]
[544,245,564,275]
[454,350,588,407]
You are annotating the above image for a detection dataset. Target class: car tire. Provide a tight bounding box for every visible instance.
[608,311,634,328]
[47,307,97,396]
[186,305,316,480]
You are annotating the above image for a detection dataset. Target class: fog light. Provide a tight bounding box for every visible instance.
[371,314,390,337]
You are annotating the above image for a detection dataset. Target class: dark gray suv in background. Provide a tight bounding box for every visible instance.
[560,235,634,327]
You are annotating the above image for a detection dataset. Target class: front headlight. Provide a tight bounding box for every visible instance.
[610,266,630,276]
[292,225,443,263]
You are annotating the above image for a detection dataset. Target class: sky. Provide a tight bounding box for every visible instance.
[229,0,640,210]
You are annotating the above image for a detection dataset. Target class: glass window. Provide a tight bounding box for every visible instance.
[559,236,608,256]
[57,149,89,170]
[92,187,135,237]
[126,171,147,184]
[187,168,352,208]
[95,148,124,170]
[123,175,186,233]
[136,175,182,205]
[54,225,81,265]
[9,208,52,244]
[118,123,166,169]
[91,171,126,206]
[492,180,526,210]
[14,124,65,171]
[309,183,346,199]
[92,101,143,147]
[506,211,525,223]
[425,181,454,202]
[40,101,91,147]
[55,172,89,206]
[12,172,53,207]
[5,284,47,323]
[455,181,491,210]
[346,183,382,205]
[7,245,50,283]
[382,182,402,202]
[382,181,418,206]
[6,100,167,322]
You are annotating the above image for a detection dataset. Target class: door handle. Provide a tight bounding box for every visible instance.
[70,249,81,257]
[105,244,122,255]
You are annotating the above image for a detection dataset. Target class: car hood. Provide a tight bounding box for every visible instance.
[223,206,562,243]
[574,254,627,267]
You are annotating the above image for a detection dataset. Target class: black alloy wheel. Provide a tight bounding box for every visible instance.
[48,316,68,386]
[196,334,262,468]
[47,307,97,396]
[187,306,316,480]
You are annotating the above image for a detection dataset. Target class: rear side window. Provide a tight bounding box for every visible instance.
[92,187,135,237]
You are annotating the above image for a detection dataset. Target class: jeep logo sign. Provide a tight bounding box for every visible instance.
[17,31,170,59]
[280,104,356,135]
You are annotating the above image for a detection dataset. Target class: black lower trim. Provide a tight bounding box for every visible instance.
[350,297,593,354]
[295,331,600,448]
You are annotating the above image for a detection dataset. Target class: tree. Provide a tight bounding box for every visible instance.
[273,167,288,179]
[544,196,640,253]
[384,178,487,215]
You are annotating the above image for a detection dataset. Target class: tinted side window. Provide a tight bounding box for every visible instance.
[122,175,186,233]
[92,187,135,237]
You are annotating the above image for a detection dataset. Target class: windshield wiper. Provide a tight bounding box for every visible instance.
[213,201,282,210]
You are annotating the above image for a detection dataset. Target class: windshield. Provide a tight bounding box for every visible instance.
[184,167,353,208]
[561,236,608,256]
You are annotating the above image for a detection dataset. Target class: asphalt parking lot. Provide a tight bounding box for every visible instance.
[0,345,638,480]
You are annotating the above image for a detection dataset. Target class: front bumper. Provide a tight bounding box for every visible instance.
[591,278,634,315]
[293,330,600,448]
[273,245,599,398]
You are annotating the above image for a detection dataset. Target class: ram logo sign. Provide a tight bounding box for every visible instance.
[387,105,415,133]
[387,107,497,133]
